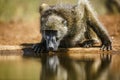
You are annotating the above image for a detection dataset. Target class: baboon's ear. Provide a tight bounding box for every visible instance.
[39,3,49,14]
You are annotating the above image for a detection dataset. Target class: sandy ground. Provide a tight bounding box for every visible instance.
[0,15,120,52]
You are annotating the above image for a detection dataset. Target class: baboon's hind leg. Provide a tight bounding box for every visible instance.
[80,27,99,47]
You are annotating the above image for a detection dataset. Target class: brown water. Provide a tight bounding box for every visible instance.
[0,53,120,80]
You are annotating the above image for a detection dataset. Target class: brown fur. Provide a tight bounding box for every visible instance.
[32,0,112,54]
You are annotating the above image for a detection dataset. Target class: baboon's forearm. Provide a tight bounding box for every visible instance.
[85,4,111,42]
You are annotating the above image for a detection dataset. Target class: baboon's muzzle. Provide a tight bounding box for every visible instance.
[46,36,58,51]
[45,30,59,51]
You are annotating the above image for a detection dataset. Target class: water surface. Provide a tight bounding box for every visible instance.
[0,53,120,80]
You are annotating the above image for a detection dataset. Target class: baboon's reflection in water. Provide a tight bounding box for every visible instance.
[40,53,112,80]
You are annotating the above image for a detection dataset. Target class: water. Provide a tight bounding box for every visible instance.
[0,56,41,80]
[0,53,120,80]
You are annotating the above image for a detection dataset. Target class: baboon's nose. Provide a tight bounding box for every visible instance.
[49,47,54,51]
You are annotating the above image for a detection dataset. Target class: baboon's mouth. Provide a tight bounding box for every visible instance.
[48,46,58,51]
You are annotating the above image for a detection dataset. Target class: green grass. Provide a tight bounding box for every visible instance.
[0,0,110,22]
[0,0,40,22]
[0,0,75,22]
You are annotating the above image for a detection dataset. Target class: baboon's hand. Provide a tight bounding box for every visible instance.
[100,41,112,51]
[32,42,47,55]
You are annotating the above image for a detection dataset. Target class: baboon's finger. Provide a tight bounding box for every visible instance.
[104,46,107,51]
[89,44,92,47]
[108,46,111,51]
[110,45,112,50]
[40,49,44,54]
[100,45,105,51]
[106,46,109,51]
[107,45,112,51]
[83,44,87,48]
[36,47,41,53]
[107,46,110,51]
[32,44,36,49]
[86,45,89,48]
[34,46,39,53]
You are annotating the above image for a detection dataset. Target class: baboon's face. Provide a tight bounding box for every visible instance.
[42,14,68,51]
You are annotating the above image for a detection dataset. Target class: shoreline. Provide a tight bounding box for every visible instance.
[0,45,118,56]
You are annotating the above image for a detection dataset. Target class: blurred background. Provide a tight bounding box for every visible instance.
[0,0,120,45]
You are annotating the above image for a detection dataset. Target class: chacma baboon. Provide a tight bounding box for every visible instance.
[33,0,112,53]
